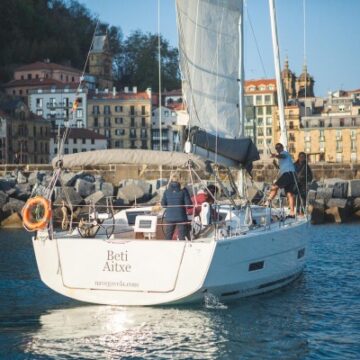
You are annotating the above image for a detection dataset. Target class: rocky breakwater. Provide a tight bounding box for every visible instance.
[308,179,360,224]
[0,169,165,229]
[0,170,53,228]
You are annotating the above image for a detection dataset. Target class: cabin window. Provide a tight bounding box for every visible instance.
[297,248,305,259]
[249,261,264,271]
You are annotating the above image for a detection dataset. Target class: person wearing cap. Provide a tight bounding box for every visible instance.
[161,175,192,240]
[268,143,296,218]
[187,185,217,217]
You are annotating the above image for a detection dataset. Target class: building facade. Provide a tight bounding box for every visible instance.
[0,112,8,163]
[244,79,278,156]
[87,87,152,149]
[50,128,107,159]
[28,87,87,128]
[0,99,50,164]
[4,60,83,96]
[151,107,185,152]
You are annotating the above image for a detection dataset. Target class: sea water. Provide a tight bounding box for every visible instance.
[0,224,359,359]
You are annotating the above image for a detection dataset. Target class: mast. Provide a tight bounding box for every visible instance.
[238,0,245,138]
[237,0,245,198]
[269,0,288,149]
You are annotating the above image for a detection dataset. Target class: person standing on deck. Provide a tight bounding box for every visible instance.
[161,174,192,240]
[294,152,313,215]
[268,143,296,218]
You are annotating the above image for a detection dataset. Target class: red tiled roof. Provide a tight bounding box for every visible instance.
[15,61,82,74]
[52,128,107,140]
[163,89,182,96]
[4,78,70,88]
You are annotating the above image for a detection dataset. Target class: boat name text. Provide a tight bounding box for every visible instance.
[102,250,131,272]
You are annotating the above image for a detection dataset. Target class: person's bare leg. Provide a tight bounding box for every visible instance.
[287,192,295,216]
[268,185,279,201]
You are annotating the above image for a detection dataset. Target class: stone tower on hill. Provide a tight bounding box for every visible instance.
[89,33,113,90]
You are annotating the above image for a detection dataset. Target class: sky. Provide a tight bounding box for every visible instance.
[81,0,360,97]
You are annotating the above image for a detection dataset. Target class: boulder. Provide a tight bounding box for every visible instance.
[117,183,151,204]
[60,172,78,186]
[119,179,152,195]
[325,199,352,223]
[327,198,349,209]
[28,170,42,185]
[323,178,345,188]
[2,198,25,215]
[348,180,360,198]
[78,172,95,183]
[307,190,317,205]
[75,178,95,198]
[32,184,48,197]
[310,200,325,225]
[0,191,8,208]
[54,187,83,207]
[156,178,168,190]
[0,178,15,193]
[1,212,23,228]
[99,182,114,197]
[316,187,333,202]
[41,174,53,186]
[332,181,349,199]
[84,191,106,205]
[17,171,27,184]
[353,197,360,210]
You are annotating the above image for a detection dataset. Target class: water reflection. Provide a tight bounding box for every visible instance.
[24,284,310,360]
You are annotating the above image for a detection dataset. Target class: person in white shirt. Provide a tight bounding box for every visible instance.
[268,143,296,218]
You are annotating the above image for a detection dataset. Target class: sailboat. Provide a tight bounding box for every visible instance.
[28,0,308,306]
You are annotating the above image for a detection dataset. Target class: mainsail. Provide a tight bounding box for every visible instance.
[176,0,242,138]
[176,0,259,168]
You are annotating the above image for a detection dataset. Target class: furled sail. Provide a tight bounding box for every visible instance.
[176,0,242,138]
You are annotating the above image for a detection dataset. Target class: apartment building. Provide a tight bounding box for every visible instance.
[151,106,185,152]
[4,60,82,96]
[28,87,87,128]
[87,87,152,149]
[244,79,278,155]
[50,128,107,159]
[0,98,50,164]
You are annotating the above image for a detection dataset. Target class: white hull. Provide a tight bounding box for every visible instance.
[33,218,308,306]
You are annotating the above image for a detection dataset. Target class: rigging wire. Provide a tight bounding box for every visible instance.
[157,0,163,181]
[59,19,100,161]
[245,1,268,78]
[303,0,307,99]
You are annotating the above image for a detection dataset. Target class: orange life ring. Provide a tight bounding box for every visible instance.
[22,196,52,231]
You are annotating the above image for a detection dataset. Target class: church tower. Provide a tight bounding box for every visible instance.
[89,32,113,89]
[281,57,296,101]
[296,63,314,98]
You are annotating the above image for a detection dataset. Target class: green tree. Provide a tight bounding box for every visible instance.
[115,30,180,92]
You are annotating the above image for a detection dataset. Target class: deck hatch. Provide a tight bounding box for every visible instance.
[248,260,264,271]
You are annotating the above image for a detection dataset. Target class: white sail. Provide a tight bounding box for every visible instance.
[176,0,242,138]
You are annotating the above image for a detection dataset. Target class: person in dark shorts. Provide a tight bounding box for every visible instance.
[161,174,192,240]
[268,143,296,217]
